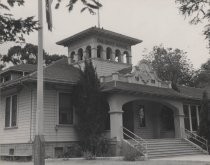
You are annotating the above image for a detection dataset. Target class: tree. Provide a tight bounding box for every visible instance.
[55,0,102,14]
[176,0,210,45]
[0,0,102,43]
[72,60,109,155]
[198,91,210,147]
[1,43,65,66]
[194,59,210,88]
[0,54,5,70]
[143,45,195,90]
[0,1,38,43]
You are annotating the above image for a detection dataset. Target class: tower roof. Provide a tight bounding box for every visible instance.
[56,27,142,47]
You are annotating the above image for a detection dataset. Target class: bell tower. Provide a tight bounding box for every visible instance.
[56,27,142,76]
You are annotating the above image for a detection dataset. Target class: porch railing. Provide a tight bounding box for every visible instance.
[184,128,208,153]
[122,127,147,155]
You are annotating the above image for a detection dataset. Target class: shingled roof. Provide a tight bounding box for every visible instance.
[56,27,142,47]
[0,58,80,89]
[30,58,80,83]
[0,64,37,75]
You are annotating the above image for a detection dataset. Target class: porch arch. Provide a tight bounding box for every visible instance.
[108,94,185,141]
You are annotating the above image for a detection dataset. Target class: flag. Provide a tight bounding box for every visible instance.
[46,0,53,31]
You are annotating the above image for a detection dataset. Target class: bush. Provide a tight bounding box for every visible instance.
[64,144,83,158]
[123,142,142,161]
[79,136,110,157]
[83,151,96,160]
[94,137,109,156]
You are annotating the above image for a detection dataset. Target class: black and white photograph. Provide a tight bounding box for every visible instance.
[0,0,209,165]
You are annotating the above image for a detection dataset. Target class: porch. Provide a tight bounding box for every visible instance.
[122,100,175,139]
[107,93,185,141]
[105,92,208,158]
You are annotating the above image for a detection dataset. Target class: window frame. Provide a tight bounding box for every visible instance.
[4,94,18,129]
[57,92,74,126]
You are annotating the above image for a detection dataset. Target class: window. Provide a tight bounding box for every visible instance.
[97,45,103,58]
[115,50,121,62]
[70,51,76,63]
[183,104,200,132]
[138,105,146,127]
[106,47,112,60]
[151,79,155,84]
[78,48,83,61]
[5,95,17,127]
[59,93,73,125]
[54,147,63,158]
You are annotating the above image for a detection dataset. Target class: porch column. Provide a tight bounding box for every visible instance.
[174,103,185,138]
[109,108,123,141]
[108,97,124,141]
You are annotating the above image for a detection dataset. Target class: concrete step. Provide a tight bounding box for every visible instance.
[145,139,205,158]
[148,151,203,158]
[147,145,198,150]
[148,148,201,153]
[125,138,206,159]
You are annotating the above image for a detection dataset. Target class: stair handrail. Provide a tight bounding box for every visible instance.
[122,127,147,153]
[123,127,147,144]
[184,128,208,152]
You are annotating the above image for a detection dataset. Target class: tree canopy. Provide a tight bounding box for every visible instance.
[176,0,210,43]
[0,0,38,43]
[0,0,102,43]
[193,59,210,88]
[1,43,65,67]
[143,45,195,89]
[55,0,102,14]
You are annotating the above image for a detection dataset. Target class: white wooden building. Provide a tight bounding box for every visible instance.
[0,27,209,159]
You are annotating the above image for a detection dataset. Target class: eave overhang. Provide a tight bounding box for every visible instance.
[56,27,142,47]
[101,81,206,102]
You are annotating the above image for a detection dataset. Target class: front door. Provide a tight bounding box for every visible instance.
[123,103,134,138]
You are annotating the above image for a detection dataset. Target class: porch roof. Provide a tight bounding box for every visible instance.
[101,81,207,101]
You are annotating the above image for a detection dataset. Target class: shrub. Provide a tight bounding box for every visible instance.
[94,137,109,156]
[63,144,82,158]
[83,151,96,160]
[123,142,142,161]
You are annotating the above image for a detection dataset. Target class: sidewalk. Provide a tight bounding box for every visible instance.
[0,155,209,165]
[152,154,210,163]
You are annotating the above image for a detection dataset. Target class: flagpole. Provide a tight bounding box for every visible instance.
[34,0,45,164]
[97,0,100,28]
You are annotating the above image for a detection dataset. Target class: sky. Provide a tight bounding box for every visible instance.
[0,0,209,69]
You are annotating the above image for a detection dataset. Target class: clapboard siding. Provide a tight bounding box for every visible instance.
[0,88,32,144]
[77,59,129,77]
[32,90,78,142]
